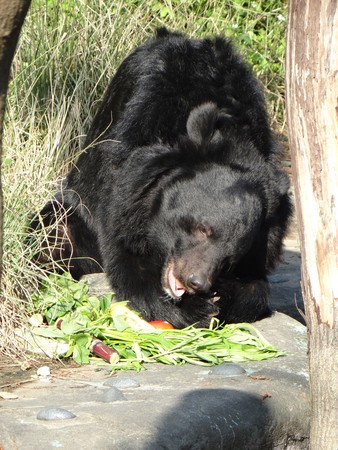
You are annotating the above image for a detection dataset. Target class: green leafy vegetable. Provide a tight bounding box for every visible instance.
[31,273,284,370]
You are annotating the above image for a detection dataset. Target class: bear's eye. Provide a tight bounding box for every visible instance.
[194,224,214,240]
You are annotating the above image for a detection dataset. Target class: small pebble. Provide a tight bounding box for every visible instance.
[37,366,50,377]
[98,387,127,403]
[209,363,246,377]
[103,378,140,388]
[0,391,18,399]
[37,407,76,421]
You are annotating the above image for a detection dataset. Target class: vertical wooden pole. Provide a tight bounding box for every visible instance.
[286,1,338,448]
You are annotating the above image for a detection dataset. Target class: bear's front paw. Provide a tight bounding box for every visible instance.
[178,293,220,327]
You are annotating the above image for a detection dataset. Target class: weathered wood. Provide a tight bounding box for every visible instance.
[286,1,338,448]
[0,0,31,286]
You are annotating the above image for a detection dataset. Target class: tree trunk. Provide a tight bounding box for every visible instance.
[0,0,31,287]
[286,1,338,448]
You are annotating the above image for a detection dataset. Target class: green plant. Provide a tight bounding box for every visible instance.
[30,273,284,370]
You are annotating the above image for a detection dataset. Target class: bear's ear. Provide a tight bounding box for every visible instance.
[186,102,233,146]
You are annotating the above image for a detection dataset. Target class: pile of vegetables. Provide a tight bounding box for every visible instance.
[30,273,284,371]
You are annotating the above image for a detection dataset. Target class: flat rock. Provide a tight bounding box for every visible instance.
[269,238,304,324]
[82,272,111,298]
[0,312,309,450]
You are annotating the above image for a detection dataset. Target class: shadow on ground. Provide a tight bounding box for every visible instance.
[144,387,309,450]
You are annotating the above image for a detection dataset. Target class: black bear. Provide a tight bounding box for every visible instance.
[32,28,292,328]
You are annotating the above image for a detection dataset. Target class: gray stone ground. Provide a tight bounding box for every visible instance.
[0,232,310,450]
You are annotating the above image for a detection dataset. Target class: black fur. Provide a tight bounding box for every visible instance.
[32,29,292,328]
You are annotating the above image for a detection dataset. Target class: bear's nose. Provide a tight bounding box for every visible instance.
[187,274,211,293]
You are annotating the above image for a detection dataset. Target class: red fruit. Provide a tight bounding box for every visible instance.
[149,320,174,329]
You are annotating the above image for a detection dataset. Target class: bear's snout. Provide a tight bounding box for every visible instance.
[186,273,212,293]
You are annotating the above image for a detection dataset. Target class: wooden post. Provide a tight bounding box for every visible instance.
[286,1,338,448]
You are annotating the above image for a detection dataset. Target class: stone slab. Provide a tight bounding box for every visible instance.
[0,312,309,450]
